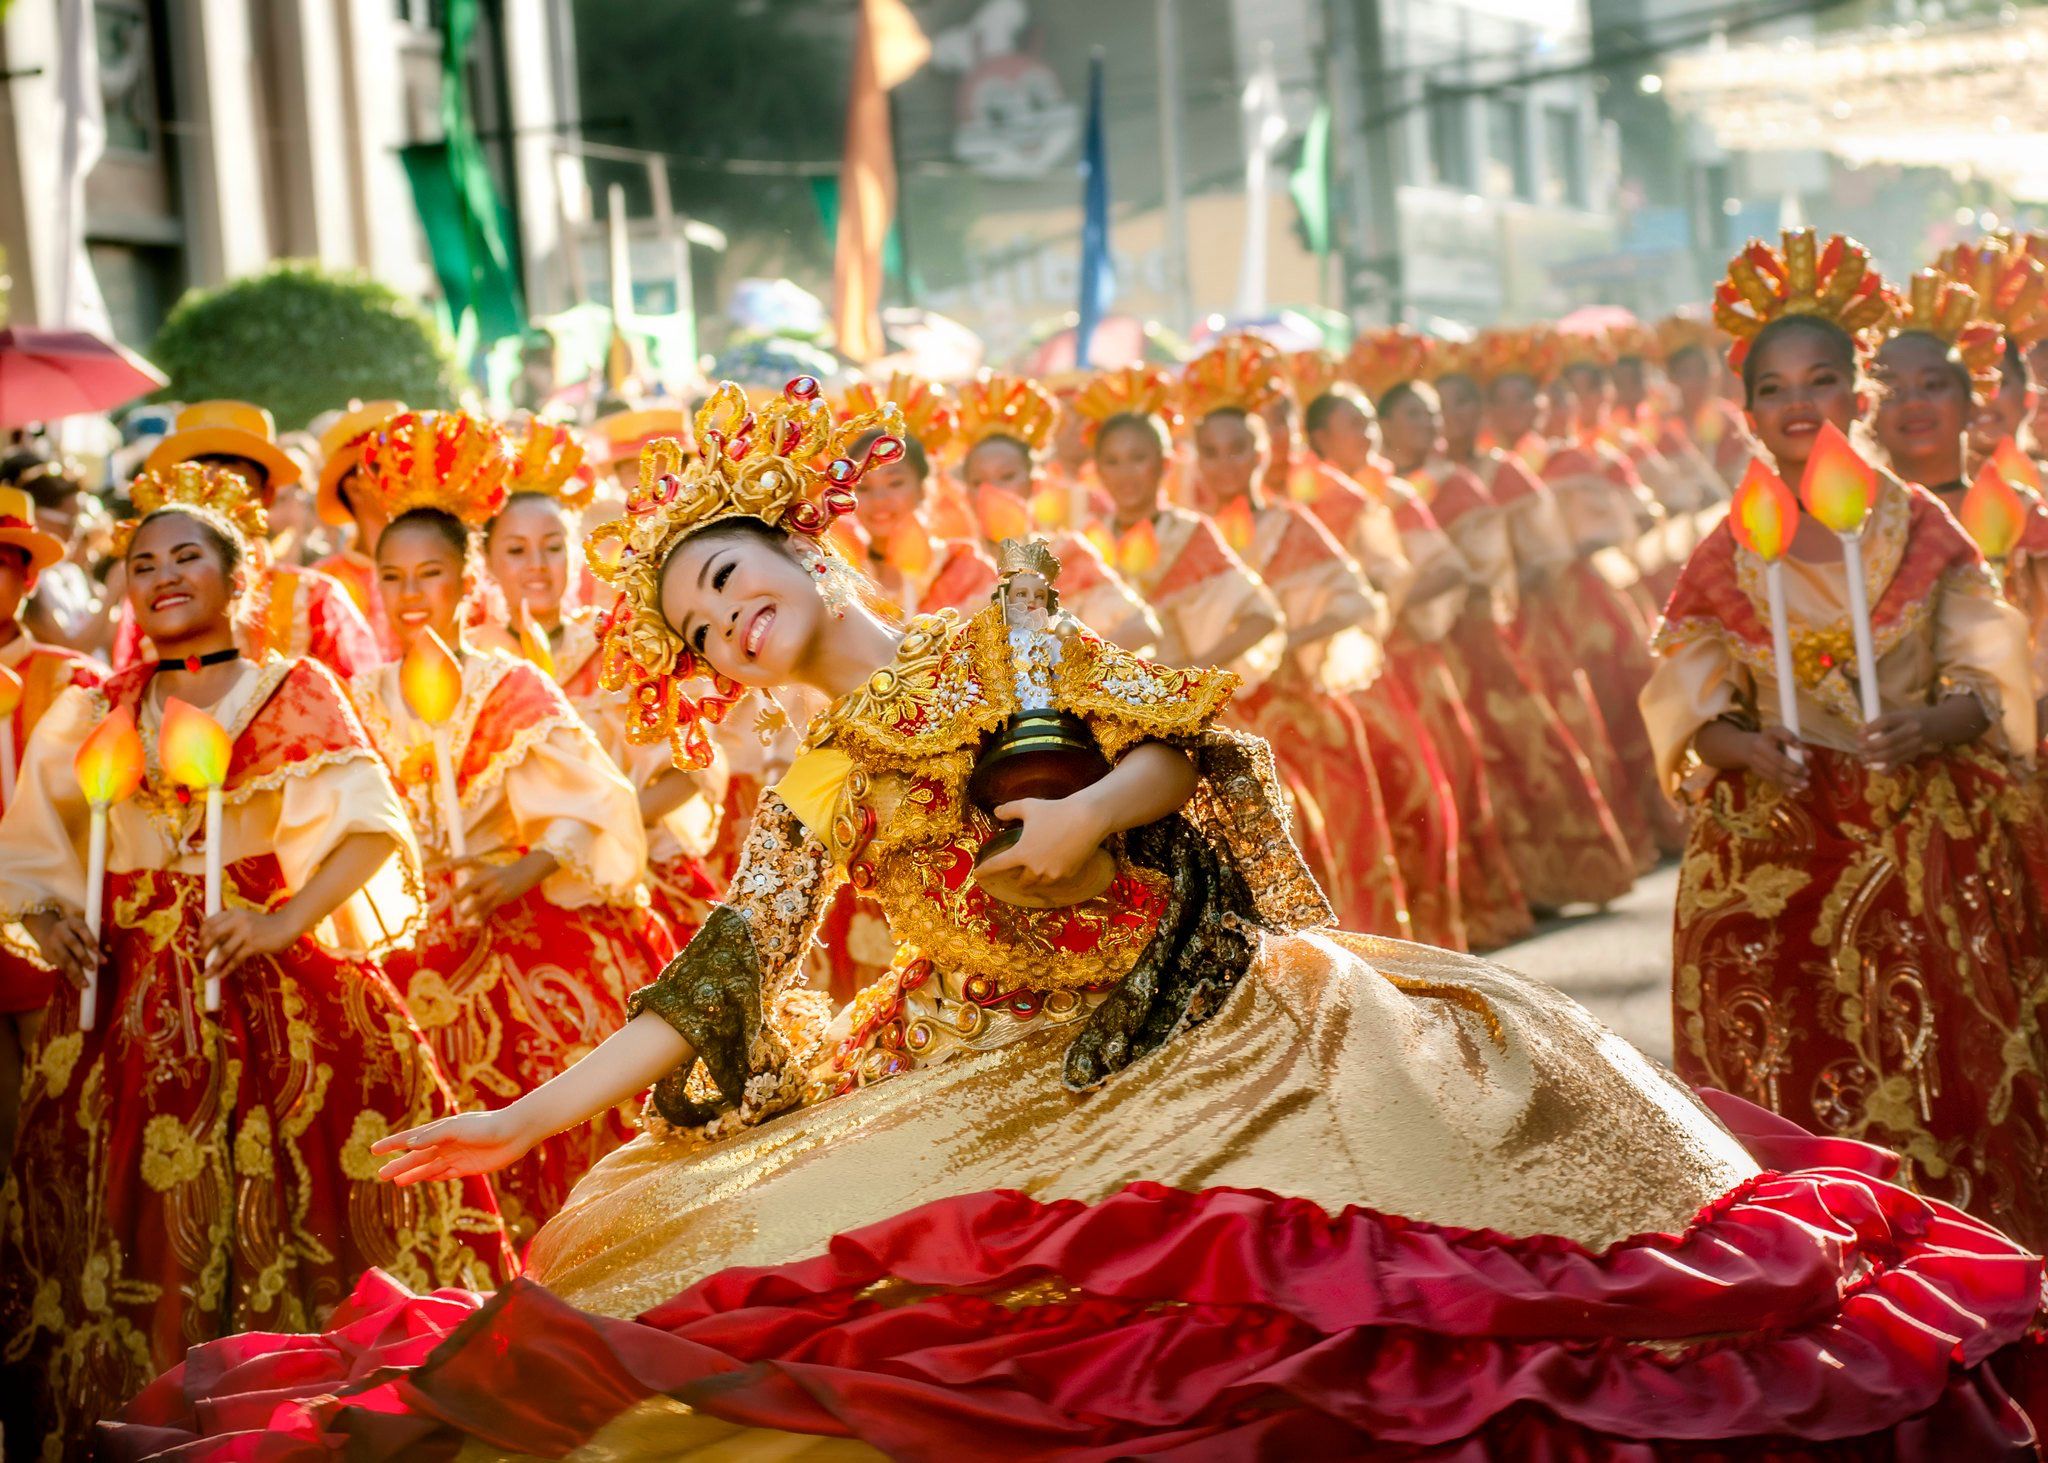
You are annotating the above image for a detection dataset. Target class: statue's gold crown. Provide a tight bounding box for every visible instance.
[995,536,1062,584]
[1713,228,1895,367]
[115,462,267,558]
[360,410,516,528]
[584,376,905,769]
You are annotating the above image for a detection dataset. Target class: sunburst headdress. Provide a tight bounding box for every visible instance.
[1886,269,2004,401]
[1344,328,1435,402]
[1713,228,1895,369]
[1176,335,1286,423]
[1421,336,1485,384]
[1470,327,1564,387]
[842,374,958,460]
[503,419,594,512]
[1554,330,1616,374]
[585,376,906,768]
[114,462,267,558]
[1284,349,1343,408]
[1605,322,1663,365]
[359,410,517,528]
[1938,236,2048,352]
[1068,363,1180,443]
[1654,313,1725,364]
[954,372,1058,457]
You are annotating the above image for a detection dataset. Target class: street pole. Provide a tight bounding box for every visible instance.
[1155,0,1193,332]
[644,155,698,362]
[1338,0,1406,324]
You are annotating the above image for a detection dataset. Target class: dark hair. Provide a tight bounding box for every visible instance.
[1093,412,1170,460]
[378,505,471,564]
[484,490,567,547]
[1740,315,1856,408]
[129,506,246,583]
[856,426,931,483]
[1377,380,1439,418]
[1484,371,1538,402]
[1302,389,1350,438]
[2003,334,2032,396]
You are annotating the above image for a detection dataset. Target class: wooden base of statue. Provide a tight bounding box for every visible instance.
[968,710,1115,909]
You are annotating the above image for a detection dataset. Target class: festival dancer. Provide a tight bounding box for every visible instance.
[350,410,674,1242]
[310,399,407,662]
[118,401,381,679]
[483,420,725,945]
[845,425,998,617]
[0,486,104,1168]
[1661,312,1755,488]
[1306,364,1535,948]
[1646,229,2048,1249]
[0,464,512,1449]
[1179,337,1411,938]
[120,376,2048,1461]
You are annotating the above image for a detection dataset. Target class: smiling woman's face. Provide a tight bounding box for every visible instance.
[377,515,467,651]
[1744,323,1860,472]
[658,523,823,689]
[126,511,236,643]
[485,494,571,620]
[1873,332,1968,481]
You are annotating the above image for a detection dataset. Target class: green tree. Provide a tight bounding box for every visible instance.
[151,262,464,430]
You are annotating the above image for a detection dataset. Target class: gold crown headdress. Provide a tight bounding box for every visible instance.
[503,419,594,512]
[585,376,905,768]
[1654,313,1726,363]
[1887,269,2003,400]
[1553,330,1616,374]
[360,410,517,528]
[1938,236,2048,351]
[1283,349,1343,407]
[842,374,958,459]
[1176,335,1286,423]
[1713,228,1895,368]
[954,372,1059,456]
[995,536,1062,584]
[1420,337,1484,384]
[1470,327,1564,387]
[1605,323,1663,365]
[114,462,267,558]
[1068,363,1181,443]
[1344,328,1434,402]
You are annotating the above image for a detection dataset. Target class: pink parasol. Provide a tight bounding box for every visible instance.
[0,326,168,429]
[1554,305,1641,336]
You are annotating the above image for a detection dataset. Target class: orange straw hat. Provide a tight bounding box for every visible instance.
[0,485,64,575]
[591,406,691,468]
[315,400,406,527]
[1712,227,1896,369]
[144,400,302,502]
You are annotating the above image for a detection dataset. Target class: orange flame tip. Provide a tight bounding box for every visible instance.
[1728,460,1798,562]
[974,486,1031,544]
[1213,495,1257,554]
[74,706,146,806]
[1028,487,1069,529]
[1116,518,1161,579]
[400,630,463,725]
[1992,437,2045,493]
[1084,524,1117,562]
[1960,460,2028,560]
[159,697,231,789]
[1797,422,1877,535]
[0,663,21,719]
[883,523,935,578]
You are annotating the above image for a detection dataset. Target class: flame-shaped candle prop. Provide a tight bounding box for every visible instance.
[975,486,1031,544]
[0,662,20,806]
[516,605,556,681]
[400,630,468,866]
[162,697,232,1011]
[1993,436,2045,494]
[1960,460,2028,562]
[1116,517,1161,581]
[71,707,145,1030]
[883,522,935,579]
[1797,423,1882,724]
[1029,487,1069,530]
[1729,461,1804,746]
[1213,495,1257,554]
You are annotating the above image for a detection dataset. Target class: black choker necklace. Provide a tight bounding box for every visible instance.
[157,646,240,675]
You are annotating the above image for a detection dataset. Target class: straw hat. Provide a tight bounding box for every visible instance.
[144,400,303,501]
[0,485,64,575]
[315,399,407,526]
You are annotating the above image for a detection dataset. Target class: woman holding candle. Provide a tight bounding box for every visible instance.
[353,410,675,1241]
[0,463,513,1448]
[1644,228,2048,1248]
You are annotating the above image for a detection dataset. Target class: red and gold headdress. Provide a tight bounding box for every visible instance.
[1421,337,1485,384]
[1067,363,1180,442]
[1554,330,1615,373]
[1605,322,1662,365]
[1654,313,1725,363]
[360,410,517,528]
[1713,228,1894,368]
[842,373,959,459]
[585,376,905,768]
[1283,348,1343,407]
[1938,236,2048,351]
[1344,328,1434,402]
[504,419,594,512]
[954,372,1058,456]
[1176,335,1286,422]
[1887,269,2003,401]
[1470,327,1564,386]
[115,462,267,558]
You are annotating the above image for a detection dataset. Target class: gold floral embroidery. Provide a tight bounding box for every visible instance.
[233,1106,275,1181]
[339,1110,392,1182]
[1790,625,1858,693]
[138,1113,205,1192]
[37,1031,82,1095]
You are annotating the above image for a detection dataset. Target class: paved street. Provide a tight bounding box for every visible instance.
[1491,861,1680,1066]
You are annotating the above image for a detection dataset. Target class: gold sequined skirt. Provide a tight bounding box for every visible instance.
[528,930,1755,1320]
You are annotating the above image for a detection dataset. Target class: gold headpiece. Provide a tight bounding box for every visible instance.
[1938,236,2048,350]
[995,536,1061,584]
[1283,349,1343,407]
[1713,228,1895,368]
[1606,323,1663,365]
[1177,335,1285,422]
[1421,337,1485,384]
[360,410,516,528]
[585,376,905,769]
[954,372,1058,456]
[1344,328,1434,401]
[1655,314,1725,363]
[1068,363,1181,443]
[115,462,266,558]
[1470,327,1564,387]
[1888,269,2003,400]
[505,419,594,512]
[1554,331,1616,373]
[842,374,958,459]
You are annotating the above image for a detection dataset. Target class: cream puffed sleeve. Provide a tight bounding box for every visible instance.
[267,750,426,957]
[492,717,651,908]
[0,683,96,954]
[1930,567,2035,759]
[1639,631,1746,796]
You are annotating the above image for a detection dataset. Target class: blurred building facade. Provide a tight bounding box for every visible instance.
[0,0,588,347]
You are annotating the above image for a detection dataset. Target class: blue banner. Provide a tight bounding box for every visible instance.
[1076,50,1114,368]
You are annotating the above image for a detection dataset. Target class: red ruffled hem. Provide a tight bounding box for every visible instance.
[108,1094,2048,1461]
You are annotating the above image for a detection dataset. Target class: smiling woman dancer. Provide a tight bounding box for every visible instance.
[118,378,2048,1461]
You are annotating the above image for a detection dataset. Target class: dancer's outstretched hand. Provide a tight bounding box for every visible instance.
[372,1107,536,1185]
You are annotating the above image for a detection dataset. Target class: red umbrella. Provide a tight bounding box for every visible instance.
[0,326,167,429]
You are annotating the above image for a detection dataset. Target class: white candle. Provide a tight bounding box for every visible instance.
[80,804,106,1031]
[436,734,466,865]
[201,784,223,1012]
[1839,533,1883,725]
[0,722,14,806]
[1764,560,1803,751]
